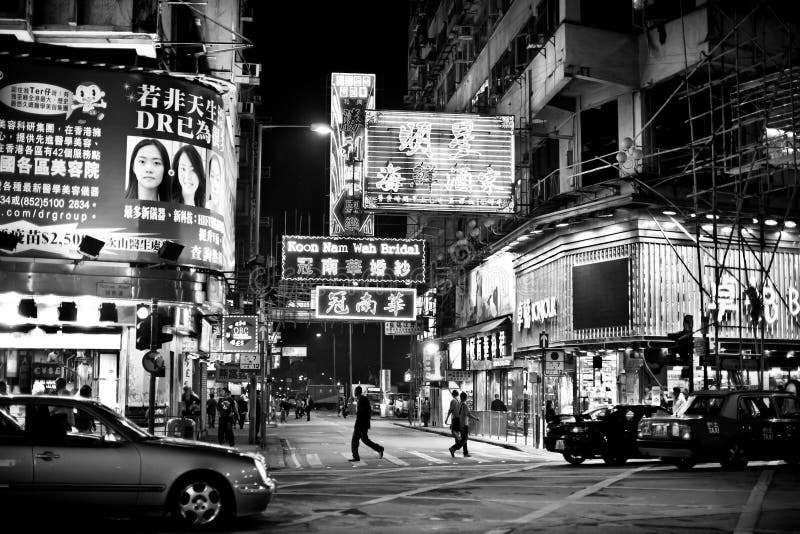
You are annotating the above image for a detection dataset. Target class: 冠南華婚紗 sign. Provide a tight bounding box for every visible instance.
[281,235,425,283]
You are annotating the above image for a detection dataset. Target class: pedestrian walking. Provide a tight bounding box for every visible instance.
[236,394,248,429]
[449,391,478,457]
[217,388,239,447]
[421,397,431,427]
[444,389,460,449]
[306,396,314,421]
[206,392,217,429]
[349,385,384,462]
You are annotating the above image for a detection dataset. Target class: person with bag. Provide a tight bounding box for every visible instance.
[217,388,239,447]
[450,391,479,457]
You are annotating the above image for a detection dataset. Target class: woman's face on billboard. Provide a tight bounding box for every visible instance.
[133,144,164,191]
[177,152,199,203]
[209,157,223,198]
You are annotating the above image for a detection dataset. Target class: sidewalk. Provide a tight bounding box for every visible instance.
[199,422,286,470]
[392,421,562,462]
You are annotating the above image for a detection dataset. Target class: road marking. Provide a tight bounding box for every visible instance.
[306,453,323,467]
[733,468,774,534]
[286,462,548,526]
[483,464,652,533]
[284,439,302,469]
[409,451,446,464]
[338,452,367,466]
[380,452,410,466]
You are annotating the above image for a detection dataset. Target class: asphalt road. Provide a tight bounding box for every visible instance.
[77,410,800,533]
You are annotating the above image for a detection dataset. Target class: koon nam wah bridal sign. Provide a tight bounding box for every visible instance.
[282,235,425,283]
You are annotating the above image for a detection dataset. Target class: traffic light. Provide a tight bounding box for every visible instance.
[135,304,152,351]
[155,308,173,346]
[644,348,667,373]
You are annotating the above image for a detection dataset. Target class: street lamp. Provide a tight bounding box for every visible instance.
[315,331,336,387]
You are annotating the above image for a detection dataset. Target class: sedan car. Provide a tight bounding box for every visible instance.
[544,404,670,465]
[0,394,276,528]
[637,389,800,470]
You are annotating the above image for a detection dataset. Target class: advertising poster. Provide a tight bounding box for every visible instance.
[458,252,515,326]
[0,59,236,271]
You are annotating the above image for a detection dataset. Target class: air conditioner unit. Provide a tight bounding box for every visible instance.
[456,25,474,40]
[237,101,255,115]
[233,62,261,85]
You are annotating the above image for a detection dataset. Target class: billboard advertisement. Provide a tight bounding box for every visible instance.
[329,72,375,236]
[314,285,416,322]
[281,235,425,283]
[221,315,259,353]
[363,110,515,213]
[0,59,236,271]
[457,252,516,327]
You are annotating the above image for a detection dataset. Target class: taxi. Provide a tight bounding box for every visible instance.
[544,404,670,465]
[637,389,800,470]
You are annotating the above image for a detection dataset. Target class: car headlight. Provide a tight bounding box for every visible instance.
[570,426,586,434]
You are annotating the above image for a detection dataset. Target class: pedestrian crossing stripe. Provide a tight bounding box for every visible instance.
[380,453,410,466]
[408,451,447,464]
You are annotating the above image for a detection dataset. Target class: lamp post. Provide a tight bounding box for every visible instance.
[252,122,331,446]
[315,331,336,386]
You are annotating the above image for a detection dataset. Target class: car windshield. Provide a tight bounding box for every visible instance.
[677,395,724,417]
[90,402,152,439]
[581,407,613,421]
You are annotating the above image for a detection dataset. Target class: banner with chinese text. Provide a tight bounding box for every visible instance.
[314,286,416,322]
[363,110,514,212]
[281,235,425,283]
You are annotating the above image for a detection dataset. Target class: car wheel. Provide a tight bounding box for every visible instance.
[720,440,748,470]
[602,455,628,466]
[563,452,586,465]
[173,475,229,527]
[666,457,696,470]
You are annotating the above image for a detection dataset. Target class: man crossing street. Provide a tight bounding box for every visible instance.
[348,385,384,462]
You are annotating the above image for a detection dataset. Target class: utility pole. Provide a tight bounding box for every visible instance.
[147,298,158,434]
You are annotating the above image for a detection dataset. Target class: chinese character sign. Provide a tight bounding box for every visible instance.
[0,59,236,271]
[315,286,416,322]
[281,235,425,283]
[329,72,375,236]
[222,315,258,353]
[363,110,515,213]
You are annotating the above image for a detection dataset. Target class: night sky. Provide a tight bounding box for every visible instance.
[250,2,415,390]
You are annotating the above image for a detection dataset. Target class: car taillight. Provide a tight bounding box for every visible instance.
[570,426,586,434]
[680,424,691,440]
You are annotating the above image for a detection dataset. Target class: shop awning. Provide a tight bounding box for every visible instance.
[438,315,511,342]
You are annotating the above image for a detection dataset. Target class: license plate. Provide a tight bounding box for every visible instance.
[555,439,564,450]
[653,425,667,438]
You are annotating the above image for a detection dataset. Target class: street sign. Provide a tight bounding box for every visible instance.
[445,370,472,382]
[544,349,564,375]
[240,353,260,371]
[385,321,422,336]
[539,331,549,349]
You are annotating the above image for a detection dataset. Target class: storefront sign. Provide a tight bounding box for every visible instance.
[445,370,472,382]
[0,59,236,271]
[32,362,62,379]
[517,296,557,331]
[363,110,515,213]
[281,235,425,283]
[385,321,422,336]
[314,286,416,322]
[573,258,630,330]
[221,315,258,353]
[96,282,132,299]
[215,363,241,381]
[466,330,508,361]
[329,72,375,236]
